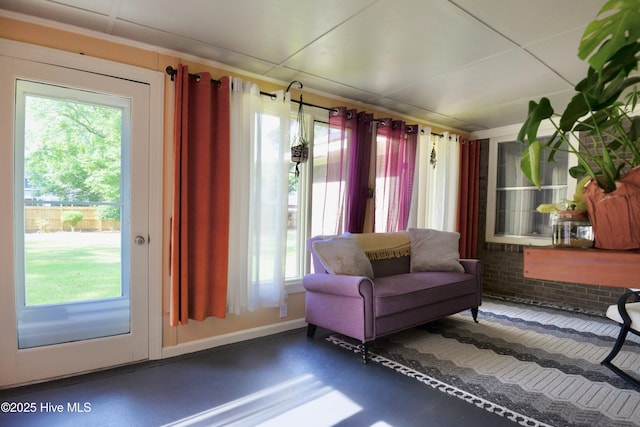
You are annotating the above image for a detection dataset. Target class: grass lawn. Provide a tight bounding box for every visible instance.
[24,229,300,306]
[25,232,121,305]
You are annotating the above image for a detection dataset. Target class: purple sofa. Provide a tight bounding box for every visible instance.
[304,231,482,362]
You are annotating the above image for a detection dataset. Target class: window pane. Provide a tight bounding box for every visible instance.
[286,118,302,280]
[497,140,534,188]
[311,121,345,237]
[23,95,123,305]
[495,138,569,239]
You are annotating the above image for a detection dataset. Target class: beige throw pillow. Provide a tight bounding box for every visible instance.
[409,228,465,273]
[312,235,374,278]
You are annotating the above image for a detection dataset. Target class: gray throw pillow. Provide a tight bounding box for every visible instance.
[312,235,374,278]
[409,228,464,273]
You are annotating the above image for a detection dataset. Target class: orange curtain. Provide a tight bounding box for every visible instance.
[457,138,480,258]
[170,64,230,325]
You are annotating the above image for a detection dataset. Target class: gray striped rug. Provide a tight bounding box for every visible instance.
[328,298,640,427]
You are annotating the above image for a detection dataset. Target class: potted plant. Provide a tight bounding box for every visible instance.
[536,176,589,214]
[518,0,640,249]
[291,96,309,176]
[536,177,595,248]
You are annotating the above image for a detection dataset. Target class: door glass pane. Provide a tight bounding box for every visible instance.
[15,80,131,349]
[23,95,122,305]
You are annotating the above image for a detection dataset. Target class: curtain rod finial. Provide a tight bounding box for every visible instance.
[166,66,177,81]
[286,80,303,93]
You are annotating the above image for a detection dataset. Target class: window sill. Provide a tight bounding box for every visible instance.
[285,279,305,294]
[486,235,551,246]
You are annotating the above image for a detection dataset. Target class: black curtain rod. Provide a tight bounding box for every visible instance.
[165,66,277,98]
[166,66,444,136]
[166,66,336,113]
[165,65,218,84]
[294,99,338,113]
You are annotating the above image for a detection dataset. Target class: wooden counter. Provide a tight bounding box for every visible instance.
[523,246,640,288]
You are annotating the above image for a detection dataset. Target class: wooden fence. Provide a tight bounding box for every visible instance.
[25,206,120,233]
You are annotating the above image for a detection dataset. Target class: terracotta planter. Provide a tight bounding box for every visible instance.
[582,166,640,250]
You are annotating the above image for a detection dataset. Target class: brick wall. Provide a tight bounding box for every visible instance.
[477,138,619,314]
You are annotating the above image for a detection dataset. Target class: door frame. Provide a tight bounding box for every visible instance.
[0,39,164,384]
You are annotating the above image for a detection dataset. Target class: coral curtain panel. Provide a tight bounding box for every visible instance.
[374,120,418,232]
[457,138,480,258]
[170,64,230,326]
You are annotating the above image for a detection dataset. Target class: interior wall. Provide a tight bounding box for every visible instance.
[0,14,464,352]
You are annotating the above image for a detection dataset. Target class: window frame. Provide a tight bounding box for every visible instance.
[284,104,328,293]
[482,122,578,246]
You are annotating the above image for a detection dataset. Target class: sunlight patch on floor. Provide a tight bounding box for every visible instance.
[163,374,364,427]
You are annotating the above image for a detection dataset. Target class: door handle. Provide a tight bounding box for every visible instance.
[134,235,146,245]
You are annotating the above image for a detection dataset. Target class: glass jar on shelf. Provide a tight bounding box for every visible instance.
[552,209,594,248]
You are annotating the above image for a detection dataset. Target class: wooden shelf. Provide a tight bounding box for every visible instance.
[523,246,640,288]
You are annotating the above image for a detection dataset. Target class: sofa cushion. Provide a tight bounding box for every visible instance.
[409,228,464,273]
[373,272,476,317]
[312,235,374,278]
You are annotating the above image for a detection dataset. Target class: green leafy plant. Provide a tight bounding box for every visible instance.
[536,176,590,213]
[97,205,120,221]
[61,210,83,232]
[518,0,640,194]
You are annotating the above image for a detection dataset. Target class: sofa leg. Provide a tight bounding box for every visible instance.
[306,323,317,338]
[471,307,479,323]
[361,342,368,364]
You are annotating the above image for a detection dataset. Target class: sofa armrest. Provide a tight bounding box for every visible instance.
[303,273,374,298]
[460,259,483,306]
[460,259,482,276]
[303,273,376,342]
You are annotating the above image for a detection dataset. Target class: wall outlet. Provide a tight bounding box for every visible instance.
[279,303,288,318]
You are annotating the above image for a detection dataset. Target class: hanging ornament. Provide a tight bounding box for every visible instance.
[430,141,437,169]
[289,81,308,177]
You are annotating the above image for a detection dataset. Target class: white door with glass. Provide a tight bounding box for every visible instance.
[0,57,150,386]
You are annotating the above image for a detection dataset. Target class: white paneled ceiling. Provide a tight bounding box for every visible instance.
[0,0,607,132]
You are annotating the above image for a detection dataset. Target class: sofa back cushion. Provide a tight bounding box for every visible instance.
[308,233,412,278]
[311,234,374,278]
[409,228,465,273]
[308,230,466,278]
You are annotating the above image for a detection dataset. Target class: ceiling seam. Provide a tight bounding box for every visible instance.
[262,0,382,75]
[447,0,574,87]
[104,0,122,34]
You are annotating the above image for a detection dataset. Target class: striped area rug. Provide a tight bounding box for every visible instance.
[328,298,640,427]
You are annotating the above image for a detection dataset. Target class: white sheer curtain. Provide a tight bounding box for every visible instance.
[227,77,290,314]
[409,131,460,231]
[408,126,429,229]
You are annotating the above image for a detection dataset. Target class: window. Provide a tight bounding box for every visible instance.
[284,106,328,287]
[309,119,344,237]
[485,124,577,245]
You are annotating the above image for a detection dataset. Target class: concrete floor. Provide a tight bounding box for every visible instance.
[0,327,518,426]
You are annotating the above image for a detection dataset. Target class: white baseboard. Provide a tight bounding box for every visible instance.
[160,318,307,359]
